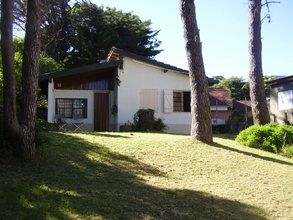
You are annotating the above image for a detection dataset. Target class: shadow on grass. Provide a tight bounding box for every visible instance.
[213,133,237,140]
[0,132,267,219]
[211,141,293,166]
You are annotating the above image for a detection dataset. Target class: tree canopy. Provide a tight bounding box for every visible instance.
[14,0,162,68]
[0,38,63,102]
[212,76,249,100]
[64,1,161,66]
[212,75,275,100]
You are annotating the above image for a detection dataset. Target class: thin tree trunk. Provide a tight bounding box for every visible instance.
[248,0,270,125]
[19,0,42,160]
[180,0,213,143]
[1,0,20,143]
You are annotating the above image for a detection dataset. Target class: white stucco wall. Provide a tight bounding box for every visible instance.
[117,57,192,134]
[48,80,95,131]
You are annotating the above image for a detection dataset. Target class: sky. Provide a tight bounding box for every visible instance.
[91,0,293,79]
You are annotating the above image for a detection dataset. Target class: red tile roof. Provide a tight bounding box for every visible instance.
[233,100,252,109]
[209,88,233,107]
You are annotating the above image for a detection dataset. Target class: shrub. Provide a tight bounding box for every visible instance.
[153,118,167,131]
[236,123,293,155]
[282,146,293,158]
[133,109,166,132]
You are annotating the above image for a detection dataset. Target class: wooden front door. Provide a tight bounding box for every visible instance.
[94,93,109,131]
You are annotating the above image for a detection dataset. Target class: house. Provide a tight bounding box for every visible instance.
[209,88,232,126]
[39,47,220,134]
[268,75,293,125]
[232,100,252,117]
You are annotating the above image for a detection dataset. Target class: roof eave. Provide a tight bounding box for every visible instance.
[39,60,122,81]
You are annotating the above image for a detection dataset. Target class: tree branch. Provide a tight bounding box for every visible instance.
[262,1,280,7]
[261,0,280,23]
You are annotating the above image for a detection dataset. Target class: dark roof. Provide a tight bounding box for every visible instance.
[209,88,233,107]
[108,47,218,85]
[39,60,122,81]
[108,48,188,74]
[267,75,293,86]
[233,100,252,111]
[39,47,219,85]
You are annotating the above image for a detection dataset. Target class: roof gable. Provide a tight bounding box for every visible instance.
[108,47,188,74]
[108,47,218,85]
[209,88,233,107]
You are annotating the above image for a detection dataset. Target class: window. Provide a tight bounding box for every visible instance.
[173,91,190,112]
[56,98,87,118]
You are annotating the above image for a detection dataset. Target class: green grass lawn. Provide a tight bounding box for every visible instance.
[1,132,292,220]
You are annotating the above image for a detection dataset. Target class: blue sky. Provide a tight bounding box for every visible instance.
[92,0,293,78]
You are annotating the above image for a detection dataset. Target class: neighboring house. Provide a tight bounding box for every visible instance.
[39,47,219,134]
[233,100,252,118]
[232,100,254,131]
[268,75,293,125]
[209,88,233,126]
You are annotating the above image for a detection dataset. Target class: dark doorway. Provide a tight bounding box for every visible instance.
[94,93,109,131]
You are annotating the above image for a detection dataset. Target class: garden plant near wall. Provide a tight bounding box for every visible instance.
[133,109,166,132]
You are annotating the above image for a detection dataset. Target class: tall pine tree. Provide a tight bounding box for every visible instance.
[248,0,270,125]
[180,0,213,143]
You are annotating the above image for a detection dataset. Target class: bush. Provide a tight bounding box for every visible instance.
[133,109,166,132]
[282,146,293,158]
[236,123,293,155]
[153,118,167,132]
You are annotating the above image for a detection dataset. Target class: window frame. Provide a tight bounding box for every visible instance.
[55,98,88,119]
[173,90,191,112]
[173,91,184,112]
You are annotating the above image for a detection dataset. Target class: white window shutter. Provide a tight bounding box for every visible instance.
[164,89,173,113]
[140,89,159,112]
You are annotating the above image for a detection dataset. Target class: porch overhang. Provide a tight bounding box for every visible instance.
[39,60,122,81]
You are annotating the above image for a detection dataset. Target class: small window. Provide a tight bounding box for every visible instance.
[56,98,87,118]
[173,91,190,112]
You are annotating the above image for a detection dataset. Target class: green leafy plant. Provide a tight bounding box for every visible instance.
[282,145,293,158]
[236,123,293,155]
[153,118,167,132]
[133,109,166,132]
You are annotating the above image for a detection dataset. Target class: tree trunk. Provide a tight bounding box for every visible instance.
[1,0,41,160]
[248,0,270,125]
[1,0,20,144]
[180,0,213,143]
[19,0,42,160]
